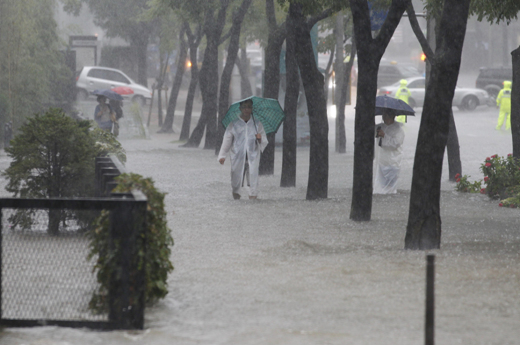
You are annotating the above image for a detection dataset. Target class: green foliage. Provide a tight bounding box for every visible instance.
[90,127,127,163]
[455,154,520,209]
[470,0,520,24]
[88,173,174,312]
[0,0,73,130]
[454,173,482,193]
[481,154,520,199]
[2,108,96,233]
[3,108,96,199]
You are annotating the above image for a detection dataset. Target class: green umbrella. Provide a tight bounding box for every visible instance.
[222,96,286,134]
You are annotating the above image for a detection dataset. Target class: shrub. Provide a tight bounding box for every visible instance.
[88,173,174,312]
[456,154,520,208]
[480,154,520,199]
[2,108,96,234]
[454,173,482,193]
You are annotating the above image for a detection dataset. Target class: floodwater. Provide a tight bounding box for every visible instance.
[0,99,519,344]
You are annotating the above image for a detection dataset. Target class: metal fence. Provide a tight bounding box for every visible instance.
[0,156,148,330]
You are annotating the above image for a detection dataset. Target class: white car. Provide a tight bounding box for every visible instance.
[378,77,490,111]
[75,66,152,105]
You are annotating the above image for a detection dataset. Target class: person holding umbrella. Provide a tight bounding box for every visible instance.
[218,99,268,200]
[373,96,411,194]
[94,95,115,132]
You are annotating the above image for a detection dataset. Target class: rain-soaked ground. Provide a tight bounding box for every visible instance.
[0,99,519,344]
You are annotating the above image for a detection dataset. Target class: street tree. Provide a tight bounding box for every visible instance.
[182,0,231,149]
[288,2,336,199]
[2,109,96,235]
[349,0,409,220]
[405,3,462,182]
[1,0,73,130]
[215,0,255,154]
[404,0,472,249]
[62,0,157,86]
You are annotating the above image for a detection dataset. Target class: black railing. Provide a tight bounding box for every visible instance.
[0,156,147,330]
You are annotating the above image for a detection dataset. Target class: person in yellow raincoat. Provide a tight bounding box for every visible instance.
[394,79,411,123]
[496,80,512,130]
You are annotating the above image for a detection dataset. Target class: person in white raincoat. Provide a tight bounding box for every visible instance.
[373,111,405,194]
[218,99,268,200]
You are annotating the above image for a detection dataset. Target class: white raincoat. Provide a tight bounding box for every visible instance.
[373,121,405,194]
[218,117,268,197]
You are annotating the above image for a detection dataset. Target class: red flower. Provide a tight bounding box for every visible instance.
[491,154,498,158]
[454,173,461,179]
[499,203,503,207]
[485,162,492,167]
[480,188,486,194]
[508,153,512,157]
[456,178,461,183]
[485,157,491,161]
[484,176,489,182]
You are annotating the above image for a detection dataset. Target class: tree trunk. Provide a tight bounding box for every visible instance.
[133,34,149,87]
[512,46,520,159]
[323,45,335,103]
[336,37,356,154]
[160,26,188,134]
[236,49,253,98]
[446,109,462,180]
[260,0,286,176]
[349,0,407,220]
[291,3,328,200]
[183,5,229,149]
[281,12,298,188]
[406,2,462,182]
[180,26,202,141]
[215,0,253,155]
[405,0,471,250]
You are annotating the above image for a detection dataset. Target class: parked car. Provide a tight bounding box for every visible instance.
[475,66,512,102]
[378,76,490,111]
[75,66,152,105]
[377,62,423,88]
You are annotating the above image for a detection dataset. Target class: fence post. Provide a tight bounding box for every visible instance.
[425,254,435,345]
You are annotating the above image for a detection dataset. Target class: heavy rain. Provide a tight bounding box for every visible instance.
[0,0,519,344]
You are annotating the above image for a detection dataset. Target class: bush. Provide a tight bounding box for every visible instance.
[455,154,520,208]
[2,108,96,234]
[454,173,482,193]
[88,173,174,312]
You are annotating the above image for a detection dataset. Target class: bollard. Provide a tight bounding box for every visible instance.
[425,254,435,345]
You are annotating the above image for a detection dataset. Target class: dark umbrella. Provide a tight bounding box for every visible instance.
[375,95,415,116]
[92,89,124,101]
[222,96,285,134]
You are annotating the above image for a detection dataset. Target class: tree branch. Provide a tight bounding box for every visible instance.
[266,0,277,32]
[374,0,409,56]
[307,8,335,29]
[406,2,435,63]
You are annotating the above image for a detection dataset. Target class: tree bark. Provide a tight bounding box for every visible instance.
[281,12,298,188]
[291,3,329,200]
[334,13,345,153]
[260,0,286,176]
[405,0,471,250]
[446,109,461,180]
[336,34,356,155]
[349,0,408,221]
[183,3,229,149]
[512,46,520,159]
[406,2,461,181]
[180,25,202,141]
[215,0,253,155]
[159,25,188,134]
[236,49,253,98]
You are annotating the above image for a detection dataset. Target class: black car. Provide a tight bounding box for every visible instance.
[475,66,512,101]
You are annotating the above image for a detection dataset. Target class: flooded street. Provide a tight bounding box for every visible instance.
[1,101,519,344]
